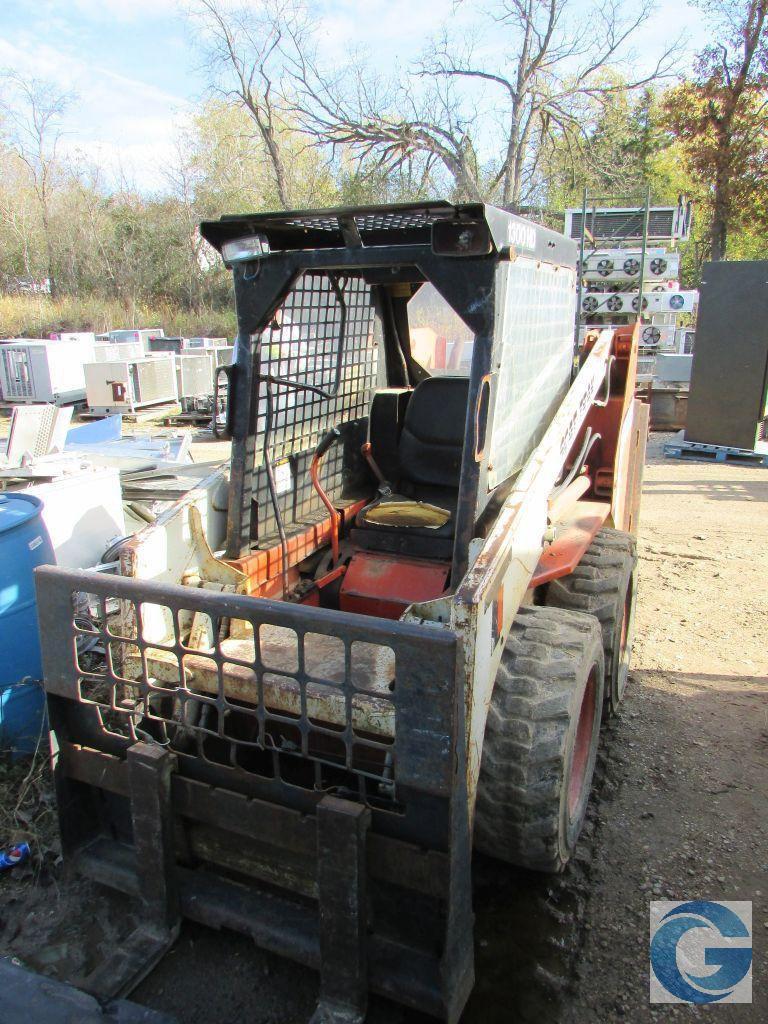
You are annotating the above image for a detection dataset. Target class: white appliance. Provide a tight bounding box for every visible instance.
[565,201,692,243]
[176,352,214,400]
[211,345,234,368]
[581,248,680,284]
[108,328,165,353]
[0,339,90,404]
[580,290,698,316]
[148,336,230,355]
[175,349,234,413]
[85,355,178,414]
[25,465,125,568]
[638,324,677,349]
[188,337,229,348]
[4,404,73,463]
[53,332,97,348]
[93,341,144,361]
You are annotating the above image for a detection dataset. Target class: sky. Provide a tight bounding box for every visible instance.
[0,0,713,192]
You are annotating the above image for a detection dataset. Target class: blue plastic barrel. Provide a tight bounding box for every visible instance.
[0,493,55,758]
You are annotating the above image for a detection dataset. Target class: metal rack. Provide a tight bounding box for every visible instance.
[570,191,695,397]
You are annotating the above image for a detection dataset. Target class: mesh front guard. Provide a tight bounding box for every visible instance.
[37,567,460,837]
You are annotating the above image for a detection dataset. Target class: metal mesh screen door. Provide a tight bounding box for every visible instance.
[253,272,378,467]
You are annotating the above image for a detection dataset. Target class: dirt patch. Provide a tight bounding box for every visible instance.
[565,434,768,1022]
[0,749,141,989]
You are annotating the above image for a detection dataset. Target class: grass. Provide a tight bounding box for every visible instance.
[0,294,238,340]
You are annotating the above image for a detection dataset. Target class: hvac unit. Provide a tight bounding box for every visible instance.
[108,328,165,353]
[686,260,768,452]
[93,341,145,362]
[639,324,678,350]
[148,337,190,355]
[581,290,698,316]
[53,332,97,350]
[0,340,89,404]
[636,355,657,381]
[148,336,230,355]
[676,327,696,354]
[84,355,178,414]
[176,353,214,401]
[655,354,693,383]
[581,248,680,283]
[187,337,229,349]
[176,349,235,414]
[565,200,692,243]
[210,345,235,368]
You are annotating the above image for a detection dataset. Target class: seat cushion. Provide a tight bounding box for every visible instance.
[360,497,451,529]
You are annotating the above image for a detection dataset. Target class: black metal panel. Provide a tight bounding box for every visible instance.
[201,200,577,268]
[686,261,768,450]
[202,201,472,252]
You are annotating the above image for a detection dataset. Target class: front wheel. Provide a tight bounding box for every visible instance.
[474,605,605,873]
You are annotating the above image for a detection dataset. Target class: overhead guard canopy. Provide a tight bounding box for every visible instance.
[200,200,576,266]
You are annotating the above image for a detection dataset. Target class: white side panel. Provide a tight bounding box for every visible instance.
[24,466,125,568]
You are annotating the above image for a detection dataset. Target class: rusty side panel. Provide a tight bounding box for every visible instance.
[227,500,367,596]
[339,551,450,620]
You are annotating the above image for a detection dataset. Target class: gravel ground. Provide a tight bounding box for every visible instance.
[566,433,768,1022]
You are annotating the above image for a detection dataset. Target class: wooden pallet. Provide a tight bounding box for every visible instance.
[664,438,768,467]
[161,411,213,426]
[79,402,180,423]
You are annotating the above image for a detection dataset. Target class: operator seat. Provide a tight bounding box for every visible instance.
[352,375,470,559]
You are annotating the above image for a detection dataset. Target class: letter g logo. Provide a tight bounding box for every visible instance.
[650,901,752,1004]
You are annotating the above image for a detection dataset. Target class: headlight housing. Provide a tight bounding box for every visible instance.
[221,234,270,264]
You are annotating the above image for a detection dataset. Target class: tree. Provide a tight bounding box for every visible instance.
[0,72,73,297]
[664,0,768,259]
[292,0,678,207]
[190,0,313,209]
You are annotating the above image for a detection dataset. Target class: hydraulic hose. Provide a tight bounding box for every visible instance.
[311,427,342,566]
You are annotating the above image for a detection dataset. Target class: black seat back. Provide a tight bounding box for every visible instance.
[398,377,470,494]
[352,376,470,559]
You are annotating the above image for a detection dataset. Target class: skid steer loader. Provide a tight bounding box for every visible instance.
[35,201,647,1023]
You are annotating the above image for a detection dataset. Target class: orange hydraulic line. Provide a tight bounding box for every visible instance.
[310,451,341,566]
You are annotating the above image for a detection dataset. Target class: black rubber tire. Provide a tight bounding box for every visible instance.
[545,527,637,717]
[474,605,605,873]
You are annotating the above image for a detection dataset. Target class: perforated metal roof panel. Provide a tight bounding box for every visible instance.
[200,201,577,268]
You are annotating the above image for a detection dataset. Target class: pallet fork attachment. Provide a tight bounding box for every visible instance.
[79,743,180,1001]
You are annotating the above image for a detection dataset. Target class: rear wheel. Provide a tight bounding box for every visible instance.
[545,527,637,716]
[474,605,605,873]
